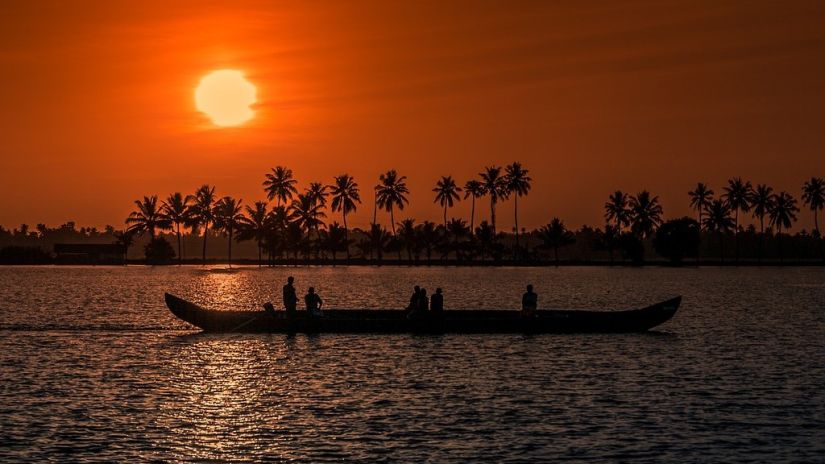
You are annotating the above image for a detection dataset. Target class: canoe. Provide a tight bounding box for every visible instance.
[165,293,681,334]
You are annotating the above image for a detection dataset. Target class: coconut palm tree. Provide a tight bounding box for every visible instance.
[538,218,575,266]
[505,162,532,248]
[329,174,361,259]
[113,229,135,264]
[288,193,326,237]
[415,221,440,264]
[239,201,269,266]
[479,166,509,235]
[375,170,409,235]
[322,223,348,263]
[769,191,799,262]
[263,166,298,206]
[126,195,171,239]
[188,184,217,263]
[688,183,714,227]
[722,177,753,261]
[749,184,774,261]
[628,191,663,239]
[703,200,734,262]
[213,196,245,268]
[604,191,630,232]
[802,177,825,237]
[446,218,470,261]
[161,192,192,264]
[463,179,486,231]
[433,176,461,228]
[397,218,418,263]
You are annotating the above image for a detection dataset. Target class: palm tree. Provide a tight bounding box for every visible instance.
[628,191,663,239]
[366,223,392,262]
[475,221,495,261]
[479,166,509,235]
[769,191,799,262]
[538,218,575,266]
[802,177,825,237]
[239,201,269,266]
[722,177,753,261]
[505,162,532,248]
[463,179,486,231]
[375,170,410,235]
[604,191,630,232]
[446,218,470,261]
[113,229,135,264]
[263,166,298,206]
[433,176,461,227]
[323,223,348,263]
[415,221,440,264]
[161,192,192,265]
[189,184,217,263]
[397,218,418,263]
[329,174,361,259]
[126,195,170,239]
[703,200,734,262]
[288,193,326,237]
[213,196,245,268]
[688,183,714,226]
[750,184,774,261]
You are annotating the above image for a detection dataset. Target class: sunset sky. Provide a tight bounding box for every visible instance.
[1,1,824,231]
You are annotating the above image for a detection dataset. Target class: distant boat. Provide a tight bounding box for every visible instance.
[165,293,681,334]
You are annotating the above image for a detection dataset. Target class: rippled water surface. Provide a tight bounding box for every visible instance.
[2,265,824,462]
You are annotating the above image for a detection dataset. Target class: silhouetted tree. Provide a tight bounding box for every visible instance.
[463,179,486,231]
[398,218,418,263]
[126,195,170,240]
[433,176,461,227]
[375,170,409,238]
[189,184,217,263]
[629,191,663,239]
[144,237,175,265]
[704,200,734,262]
[802,177,824,237]
[162,192,192,264]
[653,218,700,264]
[113,229,135,263]
[505,162,532,249]
[239,201,269,266]
[329,174,361,259]
[475,221,495,261]
[538,218,575,266]
[688,183,714,227]
[479,166,509,235]
[416,221,440,264]
[769,191,799,262]
[263,166,298,206]
[323,222,348,263]
[306,182,329,246]
[446,218,470,261]
[288,193,326,237]
[750,184,774,261]
[722,177,753,262]
[213,196,245,268]
[604,191,630,232]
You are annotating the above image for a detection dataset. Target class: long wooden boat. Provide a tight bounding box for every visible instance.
[165,293,681,334]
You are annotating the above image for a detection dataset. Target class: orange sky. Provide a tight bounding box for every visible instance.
[1,1,824,231]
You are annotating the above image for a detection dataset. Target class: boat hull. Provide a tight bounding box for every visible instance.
[164,293,681,334]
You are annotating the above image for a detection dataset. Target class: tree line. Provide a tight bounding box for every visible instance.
[1,169,822,265]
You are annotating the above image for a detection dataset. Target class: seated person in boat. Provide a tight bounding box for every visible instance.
[407,286,421,310]
[305,287,324,316]
[283,276,298,315]
[522,284,538,315]
[417,288,430,313]
[430,288,444,312]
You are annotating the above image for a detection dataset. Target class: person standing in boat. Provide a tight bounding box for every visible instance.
[430,288,444,312]
[522,284,538,316]
[283,276,298,316]
[305,287,323,317]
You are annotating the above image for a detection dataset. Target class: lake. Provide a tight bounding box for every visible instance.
[1,266,824,462]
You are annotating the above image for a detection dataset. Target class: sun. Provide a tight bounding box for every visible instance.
[195,70,257,127]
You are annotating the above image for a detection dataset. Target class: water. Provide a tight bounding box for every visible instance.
[1,266,824,462]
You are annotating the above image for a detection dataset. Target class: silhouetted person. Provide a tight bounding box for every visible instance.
[305,286,323,317]
[418,288,430,313]
[407,285,421,310]
[522,284,538,316]
[430,288,444,312]
[283,276,298,316]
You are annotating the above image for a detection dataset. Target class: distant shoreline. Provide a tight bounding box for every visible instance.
[2,259,823,267]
